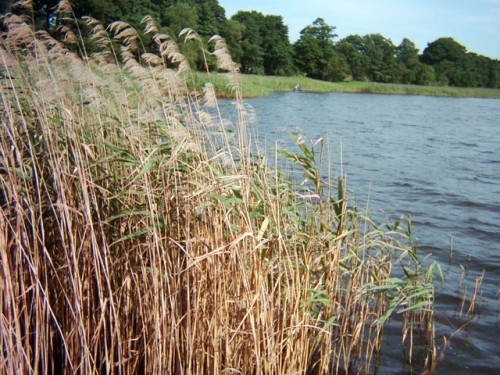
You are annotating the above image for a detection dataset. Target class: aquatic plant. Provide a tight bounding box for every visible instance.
[0,2,438,373]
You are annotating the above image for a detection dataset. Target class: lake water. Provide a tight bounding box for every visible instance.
[221,92,499,374]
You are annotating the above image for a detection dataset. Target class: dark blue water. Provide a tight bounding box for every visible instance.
[221,92,500,374]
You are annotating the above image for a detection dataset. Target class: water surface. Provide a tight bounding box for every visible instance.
[221,91,499,374]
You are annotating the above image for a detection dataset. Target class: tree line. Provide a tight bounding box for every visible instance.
[2,0,499,88]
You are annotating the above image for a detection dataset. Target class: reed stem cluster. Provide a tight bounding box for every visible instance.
[1,3,438,373]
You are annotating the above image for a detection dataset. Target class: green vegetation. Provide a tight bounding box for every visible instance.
[1,3,444,374]
[190,72,500,98]
[293,17,346,82]
[4,0,500,90]
[231,10,295,76]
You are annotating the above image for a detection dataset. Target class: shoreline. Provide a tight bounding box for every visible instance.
[189,72,500,99]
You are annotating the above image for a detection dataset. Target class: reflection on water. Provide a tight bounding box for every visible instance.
[221,92,500,374]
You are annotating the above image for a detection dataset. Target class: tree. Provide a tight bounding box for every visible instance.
[413,64,436,86]
[6,1,498,87]
[194,0,225,36]
[260,15,295,76]
[76,0,165,28]
[162,2,198,37]
[231,11,265,74]
[219,18,245,64]
[293,18,347,81]
[419,38,500,87]
[487,61,500,88]
[396,38,419,66]
[231,11,294,75]
[337,35,369,80]
[361,34,397,82]
[300,17,337,43]
[421,37,467,65]
[394,38,435,85]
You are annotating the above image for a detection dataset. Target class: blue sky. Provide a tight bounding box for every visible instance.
[218,0,500,59]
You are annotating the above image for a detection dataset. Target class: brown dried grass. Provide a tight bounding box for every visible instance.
[0,8,438,375]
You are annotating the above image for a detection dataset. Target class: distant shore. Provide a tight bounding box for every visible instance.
[189,73,500,99]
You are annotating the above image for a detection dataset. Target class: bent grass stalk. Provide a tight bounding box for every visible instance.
[1,4,439,374]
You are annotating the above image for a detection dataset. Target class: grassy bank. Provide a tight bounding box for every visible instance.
[1,12,441,374]
[190,72,500,98]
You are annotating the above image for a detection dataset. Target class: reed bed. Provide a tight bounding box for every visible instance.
[1,2,439,374]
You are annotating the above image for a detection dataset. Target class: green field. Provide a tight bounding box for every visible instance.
[189,72,500,99]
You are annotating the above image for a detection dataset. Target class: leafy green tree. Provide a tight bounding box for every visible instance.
[231,11,265,74]
[73,0,167,28]
[487,61,500,88]
[293,31,322,77]
[8,0,499,87]
[260,15,295,76]
[337,35,369,80]
[420,38,500,87]
[394,38,435,85]
[361,34,397,82]
[194,0,225,36]
[231,11,294,75]
[477,56,496,87]
[421,37,467,65]
[121,0,162,27]
[293,18,347,81]
[413,64,436,86]
[396,38,419,66]
[300,17,337,42]
[162,2,198,37]
[395,38,417,83]
[433,60,454,85]
[219,18,245,63]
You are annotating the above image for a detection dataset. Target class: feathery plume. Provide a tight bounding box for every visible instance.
[11,0,33,11]
[108,21,138,42]
[82,16,99,27]
[179,28,201,42]
[58,25,77,44]
[108,21,139,55]
[142,53,163,66]
[56,0,73,14]
[141,15,158,35]
[1,14,35,48]
[203,83,217,107]
[120,45,136,64]
[155,36,190,73]
[209,35,238,73]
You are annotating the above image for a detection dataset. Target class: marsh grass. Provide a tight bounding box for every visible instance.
[1,3,440,374]
[190,72,500,99]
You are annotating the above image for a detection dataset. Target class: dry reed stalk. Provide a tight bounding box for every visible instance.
[0,10,439,375]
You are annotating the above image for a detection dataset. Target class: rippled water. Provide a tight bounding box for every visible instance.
[221,92,500,373]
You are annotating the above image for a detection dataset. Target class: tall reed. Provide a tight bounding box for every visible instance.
[1,3,438,374]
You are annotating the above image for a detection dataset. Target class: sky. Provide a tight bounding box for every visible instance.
[218,0,500,59]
